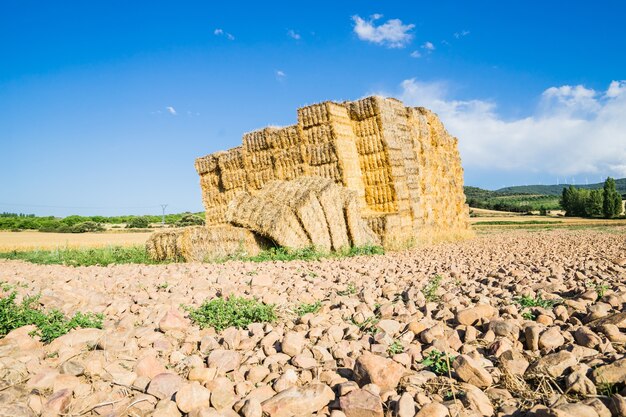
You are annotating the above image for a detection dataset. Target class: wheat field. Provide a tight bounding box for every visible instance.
[0,231,152,251]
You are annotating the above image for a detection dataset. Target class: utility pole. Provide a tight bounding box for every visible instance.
[160,204,168,226]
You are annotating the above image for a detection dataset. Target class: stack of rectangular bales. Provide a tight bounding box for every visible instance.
[194,96,471,246]
[297,102,366,207]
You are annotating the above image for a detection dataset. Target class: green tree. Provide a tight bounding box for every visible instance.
[587,189,603,217]
[126,216,151,228]
[603,177,622,218]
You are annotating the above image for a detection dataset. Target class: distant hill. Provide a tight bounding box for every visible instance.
[496,178,626,196]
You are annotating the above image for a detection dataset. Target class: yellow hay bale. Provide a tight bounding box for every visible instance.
[179,225,272,261]
[342,189,380,247]
[217,147,244,171]
[226,192,311,249]
[308,163,342,181]
[254,179,332,251]
[146,229,184,261]
[195,154,220,175]
[246,168,276,190]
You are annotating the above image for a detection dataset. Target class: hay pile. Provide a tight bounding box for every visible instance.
[194,95,472,249]
[146,225,272,262]
[226,177,379,251]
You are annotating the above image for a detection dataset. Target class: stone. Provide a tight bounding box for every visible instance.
[251,274,273,287]
[45,389,72,414]
[453,355,492,388]
[281,332,306,357]
[339,388,383,417]
[538,327,565,351]
[206,376,235,410]
[60,360,84,376]
[241,398,263,417]
[415,402,449,417]
[154,399,182,417]
[396,392,416,417]
[176,382,212,413]
[147,373,184,400]
[159,309,189,332]
[566,369,597,396]
[188,367,218,384]
[261,384,335,417]
[135,355,167,379]
[555,403,600,417]
[592,358,626,385]
[207,349,241,373]
[463,387,493,417]
[456,304,498,326]
[574,327,602,348]
[527,351,577,378]
[353,353,405,391]
[499,350,529,376]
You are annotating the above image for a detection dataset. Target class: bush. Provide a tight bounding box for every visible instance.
[175,213,205,227]
[0,292,103,343]
[186,297,276,331]
[70,221,105,233]
[126,216,151,229]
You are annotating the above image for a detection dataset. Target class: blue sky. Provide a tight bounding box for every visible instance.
[2,1,625,216]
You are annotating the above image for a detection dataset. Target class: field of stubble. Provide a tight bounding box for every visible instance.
[0,227,625,417]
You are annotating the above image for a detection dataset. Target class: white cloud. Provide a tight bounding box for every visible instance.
[166,106,177,115]
[410,50,422,58]
[214,28,235,40]
[422,41,435,51]
[352,14,414,48]
[454,30,470,39]
[287,29,301,40]
[276,70,286,80]
[379,79,626,177]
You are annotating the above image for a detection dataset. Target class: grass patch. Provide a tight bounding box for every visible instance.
[0,245,163,267]
[350,314,380,335]
[514,295,561,309]
[422,349,455,376]
[0,292,103,343]
[474,220,562,226]
[521,311,536,321]
[186,297,276,331]
[222,245,384,263]
[294,301,322,317]
[423,275,443,302]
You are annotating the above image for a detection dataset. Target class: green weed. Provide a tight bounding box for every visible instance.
[521,311,536,321]
[294,301,322,317]
[186,297,276,331]
[422,349,456,376]
[514,295,560,309]
[423,275,443,302]
[0,292,103,343]
[388,340,404,355]
[337,282,357,296]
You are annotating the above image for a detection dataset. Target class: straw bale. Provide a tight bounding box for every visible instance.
[342,190,380,247]
[194,154,220,176]
[179,225,272,261]
[246,168,276,190]
[146,229,184,261]
[217,147,244,171]
[220,169,247,191]
[244,149,273,169]
[226,192,311,249]
[309,163,342,181]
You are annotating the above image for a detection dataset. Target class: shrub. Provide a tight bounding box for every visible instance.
[175,213,205,227]
[186,297,276,331]
[0,292,103,343]
[423,275,443,302]
[126,216,151,229]
[70,221,105,233]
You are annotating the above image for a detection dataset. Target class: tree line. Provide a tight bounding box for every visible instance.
[560,177,624,218]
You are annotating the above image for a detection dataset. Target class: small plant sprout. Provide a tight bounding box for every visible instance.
[423,275,443,302]
[388,340,404,355]
[295,301,322,317]
[421,349,456,376]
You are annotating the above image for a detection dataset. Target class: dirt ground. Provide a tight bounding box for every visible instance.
[1,228,625,416]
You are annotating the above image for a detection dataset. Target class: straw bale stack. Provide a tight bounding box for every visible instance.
[193,95,472,251]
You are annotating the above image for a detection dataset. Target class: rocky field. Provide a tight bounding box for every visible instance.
[1,228,626,417]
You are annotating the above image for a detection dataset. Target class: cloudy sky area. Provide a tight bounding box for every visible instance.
[2,1,625,216]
